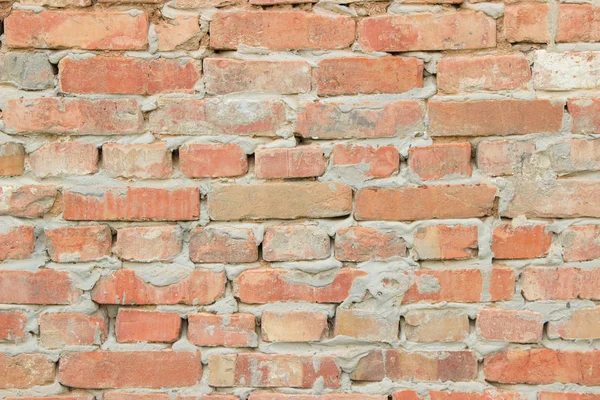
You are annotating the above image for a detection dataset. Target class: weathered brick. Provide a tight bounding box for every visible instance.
[429,99,563,136]
[539,394,600,400]
[562,225,600,262]
[5,11,148,50]
[429,391,526,400]
[315,57,423,95]
[546,138,600,174]
[205,58,311,95]
[0,270,81,305]
[355,184,496,221]
[156,15,202,51]
[297,100,425,139]
[19,0,91,7]
[40,313,107,348]
[0,143,25,176]
[386,350,478,382]
[46,225,111,263]
[63,187,200,221]
[0,311,27,342]
[403,269,483,303]
[114,226,182,262]
[58,351,202,388]
[437,55,531,93]
[255,146,326,179]
[105,395,235,400]
[149,98,286,137]
[0,53,54,90]
[59,57,200,95]
[358,11,495,52]
[116,310,181,343]
[208,353,339,388]
[492,224,552,259]
[261,310,328,342]
[208,183,352,220]
[477,309,543,343]
[333,144,399,178]
[233,268,366,304]
[484,349,600,384]
[490,265,515,301]
[557,4,600,43]
[334,308,399,341]
[569,98,600,134]
[0,225,34,261]
[31,143,98,178]
[189,227,258,263]
[3,98,144,135]
[521,266,600,300]
[263,225,330,261]
[188,313,257,347]
[335,226,406,262]
[0,354,55,388]
[250,395,386,400]
[413,225,478,260]
[102,143,172,179]
[210,11,355,50]
[534,51,600,91]
[477,140,535,176]
[504,4,550,43]
[0,185,58,218]
[351,350,386,381]
[404,309,469,342]
[180,143,248,178]
[548,306,600,340]
[409,143,472,180]
[91,269,226,305]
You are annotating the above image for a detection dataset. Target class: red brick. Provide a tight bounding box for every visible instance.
[355,184,496,221]
[521,266,600,301]
[335,226,406,262]
[351,350,385,381]
[116,309,181,343]
[393,391,424,400]
[403,269,483,303]
[40,313,107,348]
[30,142,98,178]
[63,187,200,221]
[5,10,148,50]
[180,143,247,178]
[59,57,200,95]
[205,58,311,95]
[105,395,236,400]
[477,140,535,176]
[156,15,201,52]
[334,308,399,341]
[437,55,531,93]
[404,309,469,342]
[208,353,339,388]
[358,11,495,52]
[58,351,201,388]
[333,144,399,178]
[1,185,58,218]
[102,143,172,179]
[0,353,55,388]
[208,182,352,220]
[504,4,550,43]
[149,98,286,137]
[484,349,600,384]
[539,394,600,400]
[263,225,330,261]
[3,98,144,135]
[91,269,226,305]
[114,226,182,262]
[429,99,563,136]
[250,395,386,400]
[0,225,34,261]
[189,227,258,263]
[315,57,423,95]
[297,100,425,139]
[261,310,327,342]
[0,270,81,305]
[255,146,325,179]
[569,98,600,134]
[46,225,111,263]
[0,311,27,341]
[548,306,600,340]
[413,225,478,260]
[0,143,24,176]
[489,265,515,301]
[476,309,543,343]
[430,391,526,400]
[409,143,472,180]
[233,268,366,304]
[557,4,600,43]
[492,224,552,259]
[188,313,257,347]
[562,225,600,262]
[210,11,355,50]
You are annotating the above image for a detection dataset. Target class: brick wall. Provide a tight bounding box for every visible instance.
[0,0,599,399]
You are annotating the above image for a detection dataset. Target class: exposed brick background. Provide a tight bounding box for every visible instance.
[0,0,599,399]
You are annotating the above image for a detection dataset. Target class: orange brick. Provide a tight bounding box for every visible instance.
[489,266,515,301]
[0,225,34,261]
[180,143,248,178]
[102,143,172,179]
[548,306,600,340]
[255,146,326,179]
[0,143,24,176]
[0,311,27,342]
[477,309,543,343]
[333,144,399,178]
[504,3,550,43]
[557,4,600,43]
[46,225,111,263]
[492,224,552,259]
[521,267,600,300]
[477,140,535,176]
[335,226,406,262]
[409,143,472,180]
[30,142,98,178]
[188,313,257,347]
[404,309,469,342]
[413,225,478,260]
[0,270,81,305]
[116,310,181,343]
[114,226,182,262]
[334,308,399,341]
[40,313,107,348]
[262,225,330,261]
[189,227,258,263]
[1,185,58,218]
[403,269,483,303]
[0,354,55,389]
[562,225,600,262]
[569,98,600,134]
[156,15,201,51]
[261,310,328,342]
